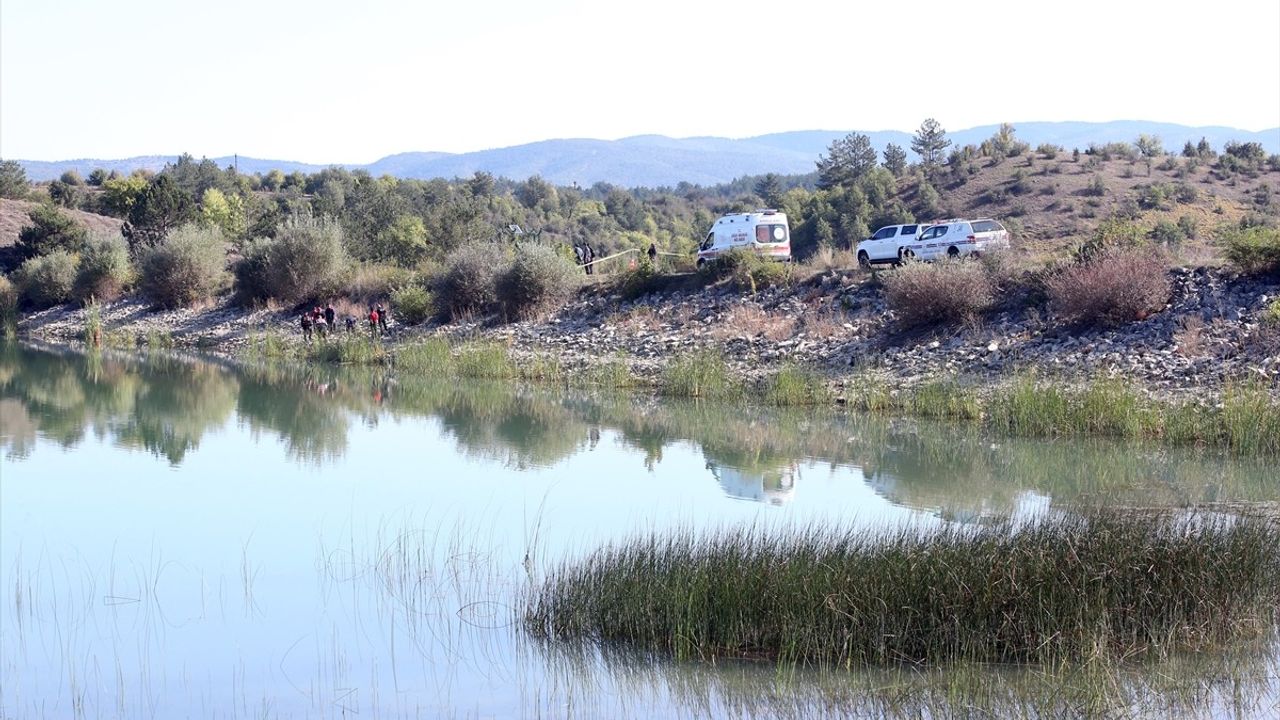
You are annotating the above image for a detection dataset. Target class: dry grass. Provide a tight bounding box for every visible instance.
[795,307,852,339]
[1045,247,1172,327]
[802,245,860,274]
[882,260,995,328]
[1173,316,1205,357]
[611,305,664,333]
[710,305,796,341]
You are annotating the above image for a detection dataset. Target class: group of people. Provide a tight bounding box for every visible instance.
[572,243,596,275]
[300,302,390,341]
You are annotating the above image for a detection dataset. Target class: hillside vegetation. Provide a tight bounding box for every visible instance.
[1,122,1277,344]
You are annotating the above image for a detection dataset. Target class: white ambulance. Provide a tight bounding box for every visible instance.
[697,209,791,268]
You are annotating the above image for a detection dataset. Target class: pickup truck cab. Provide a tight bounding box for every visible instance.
[698,210,791,267]
[855,223,926,266]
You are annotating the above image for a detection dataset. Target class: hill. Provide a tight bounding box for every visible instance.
[14,121,1278,188]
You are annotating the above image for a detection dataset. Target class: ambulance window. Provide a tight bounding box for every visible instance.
[702,232,715,250]
[902,225,918,235]
[756,224,787,243]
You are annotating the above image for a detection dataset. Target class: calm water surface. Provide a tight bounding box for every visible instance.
[2,342,1277,718]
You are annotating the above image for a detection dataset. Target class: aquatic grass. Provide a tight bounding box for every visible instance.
[394,337,453,373]
[455,341,517,379]
[307,334,388,364]
[586,353,638,388]
[526,511,1280,667]
[762,363,830,406]
[904,379,981,419]
[144,329,174,349]
[0,274,17,338]
[82,299,102,348]
[660,350,742,400]
[241,330,295,359]
[985,375,1280,454]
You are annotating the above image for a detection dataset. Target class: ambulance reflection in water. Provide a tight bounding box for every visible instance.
[705,459,798,505]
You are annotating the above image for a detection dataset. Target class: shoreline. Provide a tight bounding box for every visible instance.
[12,264,1279,403]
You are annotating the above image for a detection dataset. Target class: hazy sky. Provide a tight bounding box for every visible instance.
[3,0,1278,163]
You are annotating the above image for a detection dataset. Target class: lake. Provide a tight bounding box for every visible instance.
[2,341,1277,718]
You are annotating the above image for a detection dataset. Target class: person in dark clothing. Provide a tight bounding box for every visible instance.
[345,316,356,333]
[583,244,595,275]
[376,304,389,334]
[647,242,658,267]
[300,312,313,342]
[324,304,336,328]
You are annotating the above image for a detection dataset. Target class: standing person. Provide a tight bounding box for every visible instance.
[574,244,585,273]
[583,243,595,275]
[368,305,380,339]
[647,242,658,268]
[300,312,313,343]
[376,303,389,335]
[324,303,336,329]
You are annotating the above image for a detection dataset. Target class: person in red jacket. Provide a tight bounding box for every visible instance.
[368,305,380,338]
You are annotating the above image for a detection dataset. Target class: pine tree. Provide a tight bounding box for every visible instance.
[882,143,908,176]
[817,133,878,189]
[911,118,952,167]
[753,173,784,207]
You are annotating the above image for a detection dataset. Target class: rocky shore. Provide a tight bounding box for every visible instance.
[15,266,1280,400]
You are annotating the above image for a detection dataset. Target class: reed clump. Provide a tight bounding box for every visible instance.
[660,350,742,400]
[762,363,830,406]
[526,511,1280,667]
[454,341,517,379]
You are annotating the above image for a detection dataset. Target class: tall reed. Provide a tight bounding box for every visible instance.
[526,511,1280,667]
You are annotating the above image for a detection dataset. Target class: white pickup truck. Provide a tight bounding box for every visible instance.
[857,219,1009,265]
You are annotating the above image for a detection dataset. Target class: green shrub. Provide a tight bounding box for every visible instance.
[73,233,132,302]
[390,283,433,325]
[137,224,229,308]
[1221,225,1280,275]
[1045,247,1170,327]
[1035,143,1061,159]
[496,242,580,320]
[16,250,78,308]
[0,275,17,336]
[882,259,994,328]
[1075,218,1146,260]
[1149,220,1186,248]
[435,243,504,320]
[702,250,791,293]
[234,215,349,303]
[617,258,661,299]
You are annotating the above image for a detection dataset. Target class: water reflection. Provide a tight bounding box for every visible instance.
[2,341,1278,515]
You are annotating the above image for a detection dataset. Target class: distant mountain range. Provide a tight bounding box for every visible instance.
[15,121,1280,188]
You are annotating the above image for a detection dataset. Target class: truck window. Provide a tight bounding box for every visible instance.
[902,225,918,235]
[871,226,897,240]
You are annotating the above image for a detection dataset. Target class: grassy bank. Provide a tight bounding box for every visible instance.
[525,511,1280,667]
[240,333,1280,454]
